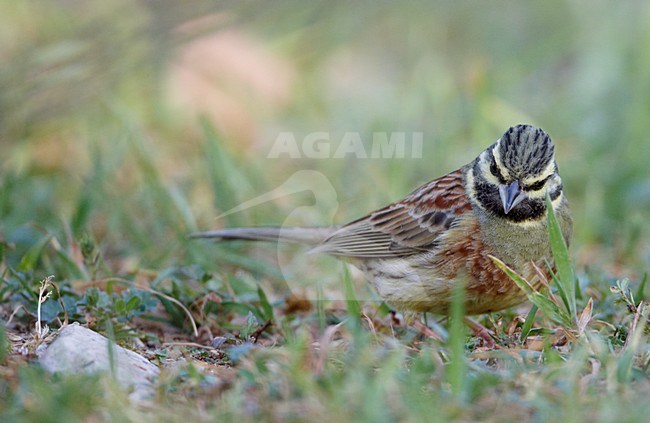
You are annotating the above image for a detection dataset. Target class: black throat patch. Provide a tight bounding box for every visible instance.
[471,159,561,223]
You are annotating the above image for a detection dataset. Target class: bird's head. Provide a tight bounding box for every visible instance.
[467,124,565,223]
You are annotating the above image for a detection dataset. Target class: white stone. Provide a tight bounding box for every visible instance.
[39,323,159,401]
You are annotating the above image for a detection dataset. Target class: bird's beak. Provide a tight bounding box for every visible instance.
[499,180,527,214]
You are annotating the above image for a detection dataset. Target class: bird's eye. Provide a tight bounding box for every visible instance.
[489,159,498,176]
[523,176,550,192]
[489,157,506,183]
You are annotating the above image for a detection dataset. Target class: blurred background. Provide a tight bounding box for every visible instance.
[1,0,648,296]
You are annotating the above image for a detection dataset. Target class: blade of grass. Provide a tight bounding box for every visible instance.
[18,234,53,271]
[104,319,117,378]
[520,304,538,342]
[257,285,274,322]
[491,256,573,327]
[546,194,576,320]
[341,264,361,329]
[200,118,254,227]
[317,286,326,331]
[51,242,88,280]
[617,302,649,383]
[577,297,593,335]
[544,262,571,316]
[448,277,466,399]
[489,255,534,295]
[110,102,204,249]
[636,273,647,302]
[0,321,6,363]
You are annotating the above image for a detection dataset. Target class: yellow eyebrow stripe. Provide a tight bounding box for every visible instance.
[521,159,556,185]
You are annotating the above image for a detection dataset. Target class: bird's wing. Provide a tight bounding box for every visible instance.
[311,168,473,258]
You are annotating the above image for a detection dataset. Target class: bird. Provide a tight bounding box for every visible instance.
[192,124,572,316]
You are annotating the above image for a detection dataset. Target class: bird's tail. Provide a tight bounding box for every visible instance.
[190,227,335,247]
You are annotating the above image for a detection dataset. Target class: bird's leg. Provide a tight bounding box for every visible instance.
[413,319,444,341]
[464,317,496,348]
[413,314,493,345]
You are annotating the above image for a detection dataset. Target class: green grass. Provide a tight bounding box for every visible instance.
[1,1,649,422]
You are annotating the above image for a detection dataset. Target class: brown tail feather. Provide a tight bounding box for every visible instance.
[190,227,335,246]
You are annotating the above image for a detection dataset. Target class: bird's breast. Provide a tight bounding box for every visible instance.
[356,214,551,315]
